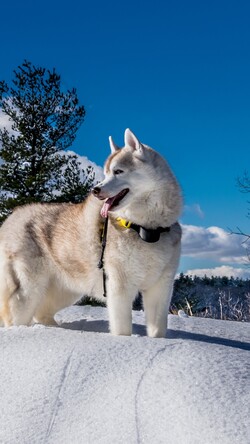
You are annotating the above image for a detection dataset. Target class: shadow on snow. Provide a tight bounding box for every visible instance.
[59,319,250,351]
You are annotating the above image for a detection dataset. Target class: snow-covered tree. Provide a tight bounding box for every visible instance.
[0,60,94,223]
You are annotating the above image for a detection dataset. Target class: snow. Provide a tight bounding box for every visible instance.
[0,306,249,444]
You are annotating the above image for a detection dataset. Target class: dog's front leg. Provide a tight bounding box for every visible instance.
[142,272,175,338]
[105,273,135,336]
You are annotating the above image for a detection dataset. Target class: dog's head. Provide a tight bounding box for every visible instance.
[92,129,182,224]
[92,129,151,218]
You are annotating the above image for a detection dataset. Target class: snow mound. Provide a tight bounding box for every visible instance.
[0,306,249,444]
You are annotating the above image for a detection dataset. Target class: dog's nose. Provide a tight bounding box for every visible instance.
[92,186,101,196]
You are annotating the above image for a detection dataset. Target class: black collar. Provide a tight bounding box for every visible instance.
[115,217,170,243]
[130,223,170,243]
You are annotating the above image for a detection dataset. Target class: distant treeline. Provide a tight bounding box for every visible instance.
[175,273,249,288]
[170,273,250,322]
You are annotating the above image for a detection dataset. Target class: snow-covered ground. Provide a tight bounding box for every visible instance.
[0,306,249,444]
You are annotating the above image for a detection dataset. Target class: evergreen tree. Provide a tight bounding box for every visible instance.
[0,60,94,223]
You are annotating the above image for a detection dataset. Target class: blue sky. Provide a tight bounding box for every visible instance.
[1,0,250,277]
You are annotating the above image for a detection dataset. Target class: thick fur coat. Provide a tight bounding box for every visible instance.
[0,129,182,337]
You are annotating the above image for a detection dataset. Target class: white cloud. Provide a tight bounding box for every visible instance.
[184,265,250,280]
[182,224,249,264]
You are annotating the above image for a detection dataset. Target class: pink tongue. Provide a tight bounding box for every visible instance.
[101,197,116,218]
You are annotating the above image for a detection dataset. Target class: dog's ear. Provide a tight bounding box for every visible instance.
[109,136,120,154]
[124,128,144,157]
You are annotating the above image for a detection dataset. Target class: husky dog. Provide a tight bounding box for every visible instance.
[0,129,182,337]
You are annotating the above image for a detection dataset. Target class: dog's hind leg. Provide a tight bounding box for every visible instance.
[8,291,42,327]
[34,283,81,326]
[0,289,13,327]
[0,260,47,327]
[0,262,20,326]
[142,273,175,338]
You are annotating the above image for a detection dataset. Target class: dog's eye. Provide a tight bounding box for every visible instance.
[113,169,124,175]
